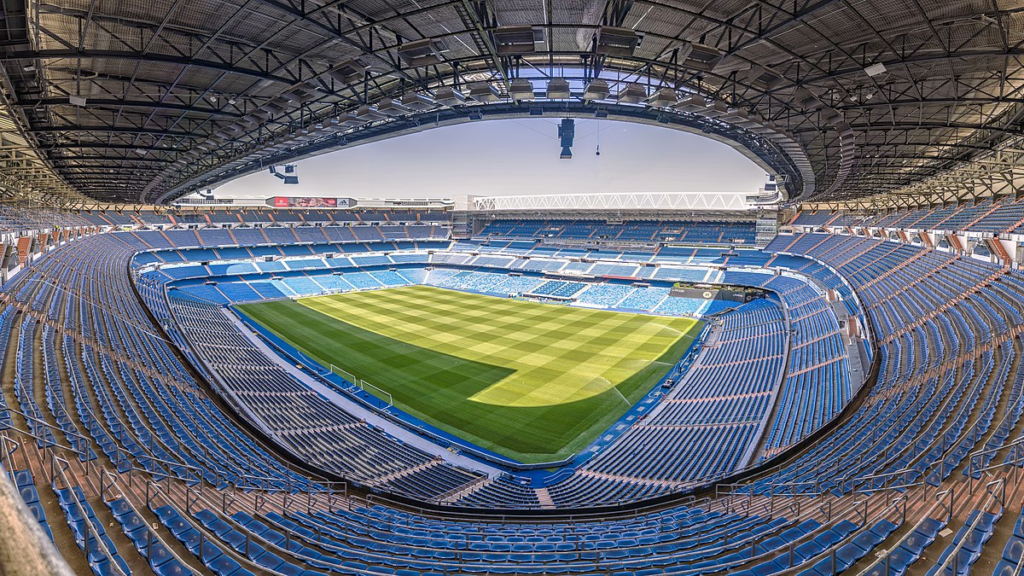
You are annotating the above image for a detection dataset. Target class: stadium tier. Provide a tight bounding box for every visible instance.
[2,211,1024,576]
[477,219,757,245]
[790,197,1024,235]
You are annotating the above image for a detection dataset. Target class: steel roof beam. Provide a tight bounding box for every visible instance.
[1,50,299,85]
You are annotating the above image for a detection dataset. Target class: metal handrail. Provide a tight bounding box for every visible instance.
[97,468,203,575]
[46,449,128,576]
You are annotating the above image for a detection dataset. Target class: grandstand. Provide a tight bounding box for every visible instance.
[7,198,1018,576]
[4,1,1024,575]
[4,204,1024,576]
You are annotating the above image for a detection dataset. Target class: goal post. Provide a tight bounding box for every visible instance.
[361,380,394,410]
[326,364,393,410]
[328,364,356,384]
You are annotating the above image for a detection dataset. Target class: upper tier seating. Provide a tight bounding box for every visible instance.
[793,198,1024,235]
[479,219,757,244]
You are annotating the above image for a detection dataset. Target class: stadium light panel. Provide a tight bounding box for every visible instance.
[376,99,411,116]
[673,95,706,113]
[864,62,887,77]
[401,92,436,111]
[617,83,648,104]
[645,88,678,108]
[397,38,448,67]
[696,100,728,118]
[331,114,364,128]
[434,86,466,106]
[583,79,610,101]
[545,78,571,99]
[355,105,385,120]
[468,82,500,102]
[509,79,536,101]
[327,59,367,85]
[596,26,640,57]
[492,26,544,55]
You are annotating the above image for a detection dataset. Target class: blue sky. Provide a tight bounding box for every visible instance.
[212,119,768,199]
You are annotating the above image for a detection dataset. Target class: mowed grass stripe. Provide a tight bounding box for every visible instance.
[239,285,702,463]
[317,295,670,374]
[319,289,682,363]
[308,291,648,366]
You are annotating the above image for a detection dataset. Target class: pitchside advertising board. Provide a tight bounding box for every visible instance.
[670,284,757,303]
[268,197,356,208]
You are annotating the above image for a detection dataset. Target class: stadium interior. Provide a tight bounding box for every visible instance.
[3,1,1024,576]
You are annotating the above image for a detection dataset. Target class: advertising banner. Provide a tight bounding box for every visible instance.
[269,197,355,208]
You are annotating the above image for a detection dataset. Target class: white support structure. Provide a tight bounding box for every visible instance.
[472,192,752,212]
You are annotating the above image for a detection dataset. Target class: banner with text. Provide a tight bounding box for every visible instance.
[268,197,355,208]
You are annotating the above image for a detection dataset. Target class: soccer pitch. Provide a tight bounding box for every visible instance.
[237,285,703,463]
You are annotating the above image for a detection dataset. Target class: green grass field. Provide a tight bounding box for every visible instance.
[237,285,702,463]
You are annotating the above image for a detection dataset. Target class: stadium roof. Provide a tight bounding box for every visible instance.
[0,0,1021,208]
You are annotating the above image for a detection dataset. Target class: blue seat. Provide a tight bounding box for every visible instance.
[153,559,190,576]
[994,560,1022,576]
[901,530,934,555]
[965,510,998,535]
[1004,537,1024,564]
[107,500,133,522]
[852,530,885,551]
[832,520,859,537]
[252,551,285,571]
[885,546,918,576]
[151,505,179,523]
[926,545,976,576]
[795,540,826,561]
[13,469,33,488]
[208,555,242,575]
[147,542,175,568]
[871,519,899,539]
[958,527,988,554]
[834,543,863,569]
[199,540,223,565]
[276,564,305,576]
[814,530,841,549]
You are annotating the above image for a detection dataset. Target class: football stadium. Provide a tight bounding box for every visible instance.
[4,1,1024,575]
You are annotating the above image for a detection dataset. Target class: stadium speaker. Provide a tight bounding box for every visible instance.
[558,119,575,159]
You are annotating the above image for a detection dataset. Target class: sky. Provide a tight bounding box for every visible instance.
[211,118,768,200]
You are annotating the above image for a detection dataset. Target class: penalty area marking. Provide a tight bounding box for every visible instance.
[613,386,632,407]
